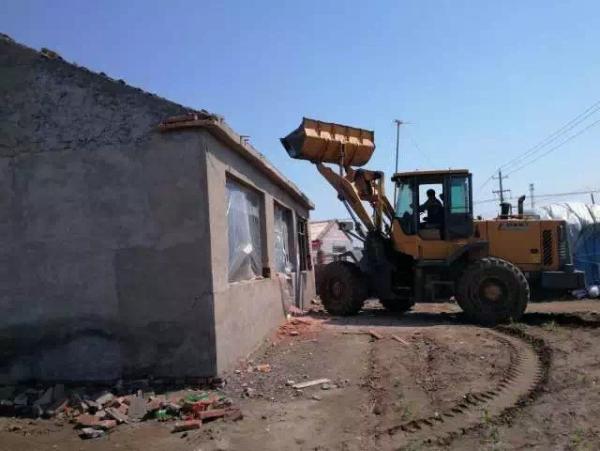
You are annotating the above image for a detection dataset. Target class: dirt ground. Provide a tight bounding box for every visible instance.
[2,299,600,451]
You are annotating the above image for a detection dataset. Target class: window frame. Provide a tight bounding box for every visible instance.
[225,174,269,283]
[273,201,296,274]
[296,216,312,271]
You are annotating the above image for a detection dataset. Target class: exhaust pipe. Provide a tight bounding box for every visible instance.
[517,195,526,216]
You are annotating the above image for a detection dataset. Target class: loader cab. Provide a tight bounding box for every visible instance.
[392,169,473,241]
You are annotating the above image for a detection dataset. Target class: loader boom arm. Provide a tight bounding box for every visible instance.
[315,163,395,237]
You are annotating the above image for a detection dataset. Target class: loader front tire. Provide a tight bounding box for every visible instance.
[457,257,529,326]
[319,262,367,316]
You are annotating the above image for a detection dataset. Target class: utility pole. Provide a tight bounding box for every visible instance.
[393,119,404,205]
[492,169,511,203]
[592,192,596,204]
[529,183,535,209]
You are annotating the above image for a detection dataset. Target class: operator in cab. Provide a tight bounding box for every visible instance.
[419,189,444,226]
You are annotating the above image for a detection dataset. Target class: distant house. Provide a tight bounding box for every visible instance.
[0,35,315,383]
[310,220,357,265]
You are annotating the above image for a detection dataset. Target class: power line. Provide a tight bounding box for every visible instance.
[505,117,600,176]
[499,99,600,172]
[406,130,434,167]
[475,188,600,205]
[477,174,495,192]
[476,98,600,194]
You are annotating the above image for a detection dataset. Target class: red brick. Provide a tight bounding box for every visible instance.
[171,420,201,433]
[97,419,117,430]
[198,409,226,421]
[76,414,101,428]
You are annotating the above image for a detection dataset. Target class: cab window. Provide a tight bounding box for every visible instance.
[395,181,415,235]
[417,183,444,225]
[449,176,470,214]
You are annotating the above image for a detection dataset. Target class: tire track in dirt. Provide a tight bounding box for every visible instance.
[374,328,550,449]
[360,335,386,451]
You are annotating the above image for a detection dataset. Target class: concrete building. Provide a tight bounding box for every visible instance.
[0,35,315,383]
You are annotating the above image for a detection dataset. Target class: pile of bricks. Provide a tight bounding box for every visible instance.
[0,384,242,439]
[277,316,315,337]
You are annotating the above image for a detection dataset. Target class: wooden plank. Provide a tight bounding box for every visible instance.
[292,378,331,389]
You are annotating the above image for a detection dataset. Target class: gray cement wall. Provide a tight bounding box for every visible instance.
[203,131,315,372]
[0,39,216,382]
[0,37,315,382]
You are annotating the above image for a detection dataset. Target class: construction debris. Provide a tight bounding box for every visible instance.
[78,427,105,439]
[391,335,410,345]
[172,420,202,433]
[256,364,272,373]
[286,305,306,316]
[291,379,331,389]
[127,394,148,420]
[0,383,242,440]
[277,316,319,339]
[341,329,385,339]
[368,329,384,340]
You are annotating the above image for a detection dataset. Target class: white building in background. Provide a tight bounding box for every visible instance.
[310,219,358,265]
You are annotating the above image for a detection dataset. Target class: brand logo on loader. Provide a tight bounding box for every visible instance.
[498,222,529,231]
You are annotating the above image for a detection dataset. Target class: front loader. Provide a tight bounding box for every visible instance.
[281,118,586,325]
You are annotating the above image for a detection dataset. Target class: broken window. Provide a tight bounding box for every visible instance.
[226,178,264,282]
[274,203,294,274]
[297,217,311,271]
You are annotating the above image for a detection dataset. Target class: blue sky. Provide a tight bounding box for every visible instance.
[4,0,600,219]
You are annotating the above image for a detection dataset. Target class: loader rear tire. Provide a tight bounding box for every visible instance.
[379,297,414,314]
[319,262,367,316]
[457,257,529,326]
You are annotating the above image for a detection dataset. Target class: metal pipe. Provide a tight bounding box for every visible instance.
[517,195,526,216]
[393,120,402,205]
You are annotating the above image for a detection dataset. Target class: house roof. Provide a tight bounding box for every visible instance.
[309,219,352,242]
[159,114,313,209]
[309,221,333,241]
[1,34,314,210]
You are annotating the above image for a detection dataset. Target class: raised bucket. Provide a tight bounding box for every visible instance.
[281,117,375,167]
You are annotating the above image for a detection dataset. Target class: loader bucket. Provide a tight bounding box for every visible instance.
[281,117,375,167]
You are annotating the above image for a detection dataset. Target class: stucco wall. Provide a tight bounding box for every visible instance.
[203,131,315,372]
[0,39,216,382]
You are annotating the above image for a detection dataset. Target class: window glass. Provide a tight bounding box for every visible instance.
[450,176,470,214]
[395,182,414,217]
[226,178,263,282]
[395,181,417,235]
[274,203,294,274]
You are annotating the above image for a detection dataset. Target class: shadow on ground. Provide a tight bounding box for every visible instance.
[314,300,600,330]
[315,302,470,329]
